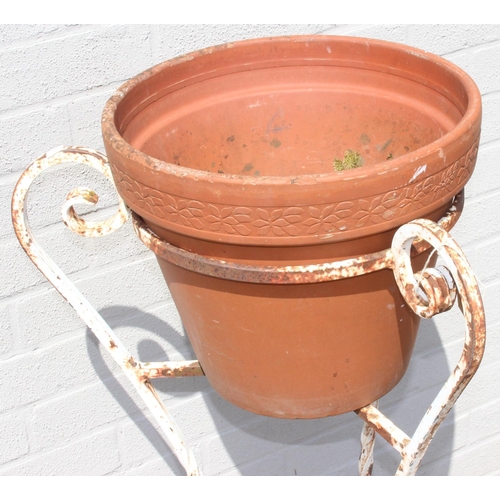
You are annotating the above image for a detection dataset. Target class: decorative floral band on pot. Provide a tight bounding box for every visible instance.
[101,36,481,418]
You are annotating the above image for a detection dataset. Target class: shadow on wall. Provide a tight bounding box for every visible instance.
[86,305,455,476]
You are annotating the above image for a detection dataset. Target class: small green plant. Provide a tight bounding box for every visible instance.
[333,149,364,171]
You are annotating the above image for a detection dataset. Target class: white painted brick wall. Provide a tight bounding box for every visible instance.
[1,24,499,476]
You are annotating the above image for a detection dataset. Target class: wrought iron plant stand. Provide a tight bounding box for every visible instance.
[12,146,485,476]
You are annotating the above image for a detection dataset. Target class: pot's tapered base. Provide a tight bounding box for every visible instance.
[155,250,433,419]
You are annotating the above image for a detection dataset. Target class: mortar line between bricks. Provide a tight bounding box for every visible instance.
[378,344,500,410]
[419,430,500,475]
[467,393,500,418]
[0,249,159,308]
[440,37,500,58]
[0,327,91,364]
[315,25,345,35]
[478,138,500,149]
[115,422,128,473]
[0,24,102,53]
[0,424,122,474]
[222,416,359,475]
[474,234,500,254]
[0,82,125,120]
[376,388,463,434]
[0,363,150,416]
[116,456,169,476]
[323,24,394,36]
[482,89,500,99]
[12,204,123,234]
[0,302,186,356]
[7,295,22,354]
[462,184,500,204]
[72,252,159,282]
[460,232,500,251]
[7,294,180,356]
[0,171,32,186]
[1,293,183,361]
[0,211,122,244]
[111,425,124,475]
[1,319,98,362]
[0,319,190,366]
[429,220,500,256]
[149,25,161,62]
[0,319,188,374]
[116,411,182,473]
[410,333,465,360]
[20,405,35,462]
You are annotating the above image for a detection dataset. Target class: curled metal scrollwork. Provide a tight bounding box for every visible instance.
[12,145,129,239]
[392,219,476,320]
[385,218,486,475]
[11,146,199,476]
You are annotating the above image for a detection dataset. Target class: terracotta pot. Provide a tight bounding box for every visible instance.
[102,36,481,419]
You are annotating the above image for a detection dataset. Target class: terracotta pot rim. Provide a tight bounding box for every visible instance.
[102,35,481,187]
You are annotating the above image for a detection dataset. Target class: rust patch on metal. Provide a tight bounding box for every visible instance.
[132,212,392,284]
[125,356,137,369]
[355,404,411,454]
[139,361,205,381]
[358,401,378,476]
[353,213,486,475]
[131,192,463,285]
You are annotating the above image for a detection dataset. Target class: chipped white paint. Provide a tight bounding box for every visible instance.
[12,147,200,476]
[359,400,378,476]
[356,220,485,475]
[409,164,427,183]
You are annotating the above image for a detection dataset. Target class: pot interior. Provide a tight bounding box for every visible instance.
[105,37,479,249]
[121,64,463,177]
